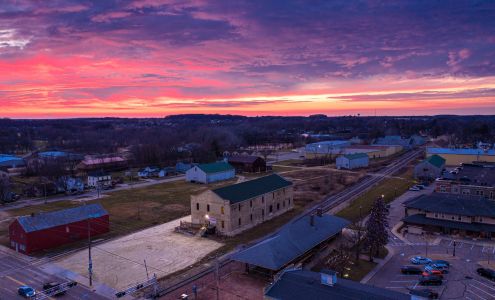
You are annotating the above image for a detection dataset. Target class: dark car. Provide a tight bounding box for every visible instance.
[410,288,439,299]
[429,260,450,268]
[401,266,422,275]
[477,268,495,281]
[43,282,66,296]
[419,275,443,286]
[18,286,35,298]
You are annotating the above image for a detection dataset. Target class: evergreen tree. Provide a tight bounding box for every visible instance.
[364,196,389,262]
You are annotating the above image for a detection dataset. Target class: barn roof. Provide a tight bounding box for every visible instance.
[425,154,446,168]
[227,155,262,164]
[197,161,234,174]
[212,174,292,204]
[16,204,108,233]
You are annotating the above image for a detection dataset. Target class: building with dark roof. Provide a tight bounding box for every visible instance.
[264,268,410,300]
[191,174,293,236]
[226,155,266,173]
[403,193,495,238]
[185,161,235,184]
[435,163,495,199]
[9,204,109,254]
[232,214,349,272]
[414,154,446,181]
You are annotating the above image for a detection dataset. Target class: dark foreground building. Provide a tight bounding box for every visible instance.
[9,204,109,254]
[227,155,266,173]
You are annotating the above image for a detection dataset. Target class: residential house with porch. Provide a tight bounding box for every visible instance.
[402,193,495,238]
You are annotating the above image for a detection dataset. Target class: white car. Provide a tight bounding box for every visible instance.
[409,186,420,191]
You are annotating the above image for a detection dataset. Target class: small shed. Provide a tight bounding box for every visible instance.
[185,162,235,184]
[336,153,369,170]
[9,204,109,254]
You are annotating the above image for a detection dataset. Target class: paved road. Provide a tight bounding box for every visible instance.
[1,175,185,212]
[0,250,108,300]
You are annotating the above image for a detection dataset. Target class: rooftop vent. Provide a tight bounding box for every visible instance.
[320,269,337,286]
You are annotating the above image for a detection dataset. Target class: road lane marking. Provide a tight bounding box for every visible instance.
[472,279,495,292]
[467,289,486,300]
[390,280,417,283]
[5,275,25,286]
[471,244,475,251]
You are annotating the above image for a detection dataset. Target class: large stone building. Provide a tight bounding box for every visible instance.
[435,163,495,199]
[402,193,495,238]
[191,174,293,236]
[427,147,495,166]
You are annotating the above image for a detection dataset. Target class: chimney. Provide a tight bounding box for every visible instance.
[310,215,314,226]
[317,207,323,217]
[320,270,337,286]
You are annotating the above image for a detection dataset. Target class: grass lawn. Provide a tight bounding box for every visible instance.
[272,165,302,173]
[2,179,237,247]
[344,259,377,281]
[336,168,414,223]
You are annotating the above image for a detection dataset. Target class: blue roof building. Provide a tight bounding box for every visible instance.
[0,154,25,168]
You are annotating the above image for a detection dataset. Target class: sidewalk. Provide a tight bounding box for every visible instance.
[360,245,394,284]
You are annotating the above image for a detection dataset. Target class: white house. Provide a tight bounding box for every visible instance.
[186,161,235,184]
[87,171,112,188]
[336,153,369,170]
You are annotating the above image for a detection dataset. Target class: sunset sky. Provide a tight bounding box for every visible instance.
[1,0,495,118]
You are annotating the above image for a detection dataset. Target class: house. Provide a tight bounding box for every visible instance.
[232,214,350,273]
[191,174,293,235]
[185,161,235,184]
[402,193,495,238]
[305,140,350,159]
[264,268,409,300]
[9,204,109,254]
[226,155,266,173]
[77,155,128,172]
[427,147,495,166]
[336,153,369,170]
[59,177,85,194]
[435,163,495,198]
[414,154,446,181]
[137,166,161,178]
[87,170,112,188]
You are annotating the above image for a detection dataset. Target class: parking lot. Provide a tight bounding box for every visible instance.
[368,238,495,299]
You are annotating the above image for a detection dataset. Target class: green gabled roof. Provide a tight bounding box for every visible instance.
[426,154,446,168]
[212,174,292,204]
[344,153,369,160]
[197,161,234,174]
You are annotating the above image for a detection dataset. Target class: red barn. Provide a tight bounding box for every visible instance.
[9,203,109,255]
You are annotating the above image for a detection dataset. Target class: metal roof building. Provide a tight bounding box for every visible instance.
[231,214,349,271]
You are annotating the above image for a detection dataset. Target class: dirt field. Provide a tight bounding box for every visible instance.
[54,216,223,290]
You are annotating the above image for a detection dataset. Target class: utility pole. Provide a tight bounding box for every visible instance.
[453,240,456,257]
[215,259,220,300]
[144,259,149,280]
[88,217,93,287]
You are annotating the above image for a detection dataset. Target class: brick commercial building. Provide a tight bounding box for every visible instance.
[191,174,293,236]
[435,163,495,199]
[9,204,109,254]
[402,193,495,238]
[226,155,266,173]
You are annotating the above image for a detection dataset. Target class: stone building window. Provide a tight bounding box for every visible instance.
[207,204,210,212]
[221,206,224,214]
[196,203,200,210]
[277,203,280,210]
[238,218,241,226]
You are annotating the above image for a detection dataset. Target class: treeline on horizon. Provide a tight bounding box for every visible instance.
[0,114,493,167]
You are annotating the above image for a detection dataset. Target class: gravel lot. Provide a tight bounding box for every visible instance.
[54,216,223,290]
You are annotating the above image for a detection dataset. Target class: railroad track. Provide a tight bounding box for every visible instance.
[153,148,422,298]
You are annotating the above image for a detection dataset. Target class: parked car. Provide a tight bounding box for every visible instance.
[422,270,443,278]
[425,264,448,274]
[409,186,420,191]
[416,184,426,189]
[430,260,450,268]
[477,267,495,281]
[411,256,432,264]
[18,286,36,298]
[419,275,443,286]
[43,282,66,296]
[401,266,423,275]
[410,289,439,299]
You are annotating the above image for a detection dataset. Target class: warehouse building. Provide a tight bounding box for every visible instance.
[191,174,293,235]
[9,204,109,254]
[427,147,495,166]
[305,140,350,159]
[336,153,369,170]
[185,161,235,184]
